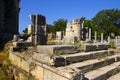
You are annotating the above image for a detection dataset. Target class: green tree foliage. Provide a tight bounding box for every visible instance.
[23,28,28,35]
[47,19,67,33]
[53,19,67,31]
[92,9,120,38]
[47,24,55,33]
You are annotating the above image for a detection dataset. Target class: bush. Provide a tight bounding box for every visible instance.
[109,40,115,48]
[47,40,55,45]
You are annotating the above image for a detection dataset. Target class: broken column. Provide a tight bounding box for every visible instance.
[63,19,82,44]
[30,14,47,45]
[56,31,63,40]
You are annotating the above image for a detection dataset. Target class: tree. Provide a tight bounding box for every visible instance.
[47,18,67,33]
[53,18,67,32]
[47,24,55,33]
[23,28,28,35]
[92,9,120,38]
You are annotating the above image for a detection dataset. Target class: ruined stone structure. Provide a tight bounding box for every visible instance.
[10,13,120,79]
[0,0,20,34]
[28,14,47,45]
[9,41,120,80]
[56,31,63,40]
[63,19,83,44]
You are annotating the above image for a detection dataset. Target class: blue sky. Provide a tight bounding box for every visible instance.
[19,0,120,33]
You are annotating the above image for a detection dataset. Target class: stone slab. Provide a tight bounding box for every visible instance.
[16,42,33,47]
[85,61,120,80]
[84,44,97,52]
[84,43,110,52]
[97,43,110,50]
[37,45,78,55]
[107,72,120,80]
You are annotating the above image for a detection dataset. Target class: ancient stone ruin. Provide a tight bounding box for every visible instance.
[9,13,120,80]
[0,0,20,34]
[28,14,47,45]
[0,0,20,49]
[63,19,83,44]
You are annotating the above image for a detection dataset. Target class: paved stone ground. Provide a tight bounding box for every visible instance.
[107,72,120,80]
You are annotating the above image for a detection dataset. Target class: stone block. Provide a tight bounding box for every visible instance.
[44,69,68,80]
[84,44,97,52]
[16,42,33,47]
[63,36,77,45]
[97,44,110,50]
[37,45,78,54]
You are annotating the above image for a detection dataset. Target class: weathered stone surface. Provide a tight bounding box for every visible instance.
[13,35,19,42]
[85,61,120,80]
[56,31,63,40]
[107,72,120,80]
[37,45,78,54]
[16,42,33,47]
[29,14,47,45]
[63,18,82,44]
[0,0,20,34]
[84,44,97,52]
[61,50,113,63]
[9,45,120,80]
[97,43,110,50]
[83,43,110,52]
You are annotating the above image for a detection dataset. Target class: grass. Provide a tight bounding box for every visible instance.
[0,41,12,80]
[109,40,115,49]
[47,39,55,45]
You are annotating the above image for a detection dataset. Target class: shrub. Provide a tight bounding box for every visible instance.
[109,40,115,48]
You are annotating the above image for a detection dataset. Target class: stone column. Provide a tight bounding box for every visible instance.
[86,27,89,39]
[81,21,84,39]
[101,33,103,43]
[115,36,118,47]
[89,28,91,41]
[95,31,97,42]
[108,36,110,43]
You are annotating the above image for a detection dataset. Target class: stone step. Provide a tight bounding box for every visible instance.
[57,54,120,73]
[51,50,115,67]
[61,50,115,64]
[83,43,110,52]
[107,72,120,80]
[37,45,78,54]
[84,61,120,80]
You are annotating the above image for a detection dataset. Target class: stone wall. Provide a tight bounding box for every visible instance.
[0,0,20,34]
[9,51,70,80]
[63,19,83,44]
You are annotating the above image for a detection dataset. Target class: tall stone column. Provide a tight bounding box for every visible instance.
[89,28,91,41]
[30,14,47,45]
[95,31,97,42]
[115,36,118,47]
[101,33,103,43]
